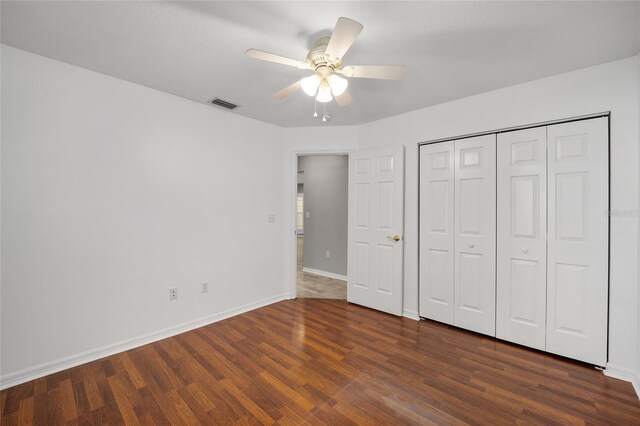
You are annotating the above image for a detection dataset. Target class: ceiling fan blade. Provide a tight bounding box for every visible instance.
[334,90,353,107]
[325,17,363,62]
[245,49,309,69]
[272,79,303,100]
[339,65,406,80]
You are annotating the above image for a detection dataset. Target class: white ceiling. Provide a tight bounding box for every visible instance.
[2,1,639,127]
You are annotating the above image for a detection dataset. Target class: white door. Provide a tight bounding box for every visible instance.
[348,146,404,316]
[419,141,455,323]
[496,127,547,350]
[546,117,608,366]
[454,135,496,336]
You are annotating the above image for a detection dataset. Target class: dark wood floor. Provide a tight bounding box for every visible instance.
[2,299,639,425]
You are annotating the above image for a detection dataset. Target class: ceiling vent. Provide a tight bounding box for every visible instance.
[210,98,238,110]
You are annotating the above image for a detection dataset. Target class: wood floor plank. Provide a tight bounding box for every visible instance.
[258,371,315,412]
[58,378,79,422]
[220,379,276,425]
[135,385,171,425]
[107,375,140,426]
[2,299,639,425]
[82,376,104,412]
[183,383,216,413]
[16,397,33,425]
[0,390,7,417]
[118,353,148,390]
[191,379,242,424]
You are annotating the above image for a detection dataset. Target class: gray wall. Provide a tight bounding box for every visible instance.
[298,155,348,276]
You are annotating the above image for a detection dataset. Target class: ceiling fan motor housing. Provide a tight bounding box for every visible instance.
[307,37,342,71]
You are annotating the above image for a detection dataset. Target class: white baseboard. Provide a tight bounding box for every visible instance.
[402,309,420,321]
[302,267,347,282]
[0,293,289,391]
[604,363,640,399]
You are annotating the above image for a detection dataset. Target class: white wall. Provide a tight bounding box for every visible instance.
[358,56,640,375]
[1,45,287,386]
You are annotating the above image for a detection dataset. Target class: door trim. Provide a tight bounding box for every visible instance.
[288,149,353,299]
[417,112,610,147]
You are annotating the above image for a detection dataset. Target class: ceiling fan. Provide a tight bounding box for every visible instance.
[245,17,406,107]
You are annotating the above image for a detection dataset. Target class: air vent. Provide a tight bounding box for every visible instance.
[210,98,238,110]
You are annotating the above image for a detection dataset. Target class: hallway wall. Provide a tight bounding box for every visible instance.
[298,155,348,277]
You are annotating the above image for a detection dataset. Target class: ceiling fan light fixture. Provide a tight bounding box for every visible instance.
[316,82,333,103]
[301,75,321,96]
[328,74,348,96]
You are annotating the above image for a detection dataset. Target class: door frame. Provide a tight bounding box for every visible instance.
[288,149,353,299]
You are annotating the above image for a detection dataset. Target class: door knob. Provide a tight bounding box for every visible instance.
[468,243,475,248]
[387,235,401,242]
[522,247,529,254]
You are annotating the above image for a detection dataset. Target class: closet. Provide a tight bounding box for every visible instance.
[419,116,609,366]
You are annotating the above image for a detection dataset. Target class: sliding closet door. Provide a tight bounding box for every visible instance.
[419,142,455,323]
[454,135,496,336]
[546,117,608,366]
[496,128,547,350]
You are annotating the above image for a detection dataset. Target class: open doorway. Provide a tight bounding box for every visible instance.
[296,155,348,299]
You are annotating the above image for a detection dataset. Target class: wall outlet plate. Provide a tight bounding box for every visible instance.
[169,288,178,300]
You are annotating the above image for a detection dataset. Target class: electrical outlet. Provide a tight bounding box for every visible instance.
[326,250,331,258]
[169,288,178,300]
[268,214,276,223]
[201,282,209,293]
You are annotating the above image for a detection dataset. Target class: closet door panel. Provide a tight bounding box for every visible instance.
[419,142,455,323]
[496,127,547,350]
[454,135,496,336]
[546,117,608,366]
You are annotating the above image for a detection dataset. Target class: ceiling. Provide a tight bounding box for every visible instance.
[2,1,639,127]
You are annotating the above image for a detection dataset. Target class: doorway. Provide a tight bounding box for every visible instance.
[296,155,348,299]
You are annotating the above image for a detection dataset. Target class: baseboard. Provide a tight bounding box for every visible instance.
[302,267,347,282]
[604,363,640,399]
[402,309,420,321]
[0,293,289,391]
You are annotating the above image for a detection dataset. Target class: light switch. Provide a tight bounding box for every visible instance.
[306,211,310,218]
